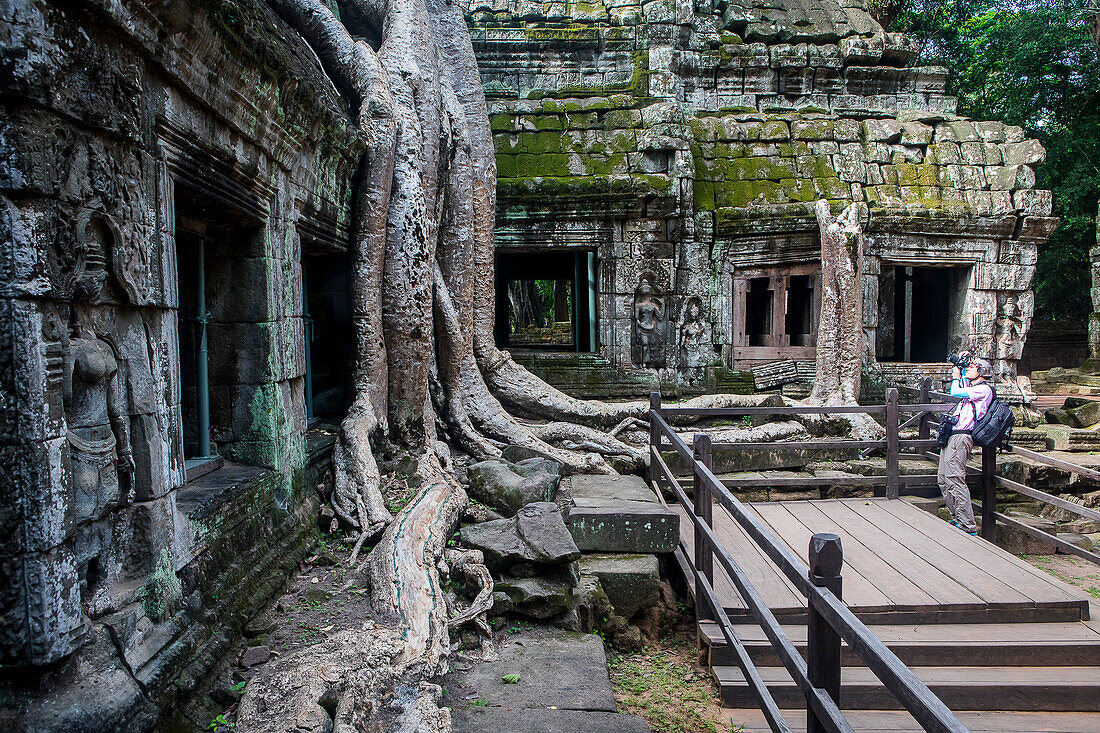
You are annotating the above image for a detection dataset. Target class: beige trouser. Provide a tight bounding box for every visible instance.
[937,432,976,532]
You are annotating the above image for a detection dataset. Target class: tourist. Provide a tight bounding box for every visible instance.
[937,352,995,535]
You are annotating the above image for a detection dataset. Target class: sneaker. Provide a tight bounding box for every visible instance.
[966,530,978,536]
[949,519,960,528]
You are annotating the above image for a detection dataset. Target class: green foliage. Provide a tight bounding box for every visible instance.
[501,673,521,684]
[206,713,235,731]
[891,0,1100,320]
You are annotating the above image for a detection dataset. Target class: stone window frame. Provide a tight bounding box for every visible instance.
[730,263,821,365]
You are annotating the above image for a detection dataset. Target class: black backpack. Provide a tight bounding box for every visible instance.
[971,385,1014,450]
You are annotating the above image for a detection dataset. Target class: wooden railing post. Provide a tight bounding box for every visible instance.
[693,433,714,619]
[885,387,900,499]
[807,533,843,733]
[918,377,932,441]
[648,391,661,486]
[981,445,996,542]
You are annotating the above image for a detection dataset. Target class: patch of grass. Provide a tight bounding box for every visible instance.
[608,638,728,733]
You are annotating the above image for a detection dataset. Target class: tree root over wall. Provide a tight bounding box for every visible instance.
[242,0,662,728]
[242,3,883,729]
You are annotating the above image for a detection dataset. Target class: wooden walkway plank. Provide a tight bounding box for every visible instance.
[725,709,1100,733]
[715,664,1100,711]
[785,500,955,608]
[817,500,991,608]
[671,504,744,608]
[840,499,1044,608]
[880,498,1088,606]
[673,502,802,613]
[753,501,911,610]
[710,502,805,612]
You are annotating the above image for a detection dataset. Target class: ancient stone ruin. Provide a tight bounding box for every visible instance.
[0,0,1057,729]
[473,0,1054,397]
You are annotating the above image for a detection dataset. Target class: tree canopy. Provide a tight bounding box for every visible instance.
[887,0,1100,320]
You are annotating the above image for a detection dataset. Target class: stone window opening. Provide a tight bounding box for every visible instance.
[493,250,597,353]
[877,265,967,363]
[732,264,820,365]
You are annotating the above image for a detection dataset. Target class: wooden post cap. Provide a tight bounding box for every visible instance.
[809,533,843,579]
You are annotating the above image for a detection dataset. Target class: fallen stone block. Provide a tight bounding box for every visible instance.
[578,554,660,619]
[562,474,678,554]
[1039,490,1100,523]
[494,571,577,619]
[459,502,580,572]
[995,513,1057,555]
[468,457,562,515]
[903,496,943,515]
[452,708,651,733]
[1057,532,1095,552]
[441,630,616,712]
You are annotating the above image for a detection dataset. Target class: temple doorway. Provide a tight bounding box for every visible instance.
[493,250,598,352]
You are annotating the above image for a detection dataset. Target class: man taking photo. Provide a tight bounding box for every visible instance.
[937,351,995,535]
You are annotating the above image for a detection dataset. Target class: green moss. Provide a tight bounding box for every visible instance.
[516,153,572,177]
[566,111,601,129]
[142,548,183,621]
[533,115,565,131]
[495,154,518,178]
[585,153,627,176]
[694,180,715,209]
[917,164,941,188]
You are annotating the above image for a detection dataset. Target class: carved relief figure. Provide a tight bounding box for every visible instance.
[993,294,1024,381]
[632,274,666,368]
[65,218,134,523]
[679,297,706,368]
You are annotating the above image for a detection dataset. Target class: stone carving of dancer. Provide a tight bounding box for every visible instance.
[65,230,134,523]
[633,275,666,368]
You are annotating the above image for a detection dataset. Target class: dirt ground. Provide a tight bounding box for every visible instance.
[607,614,743,733]
[1021,552,1100,600]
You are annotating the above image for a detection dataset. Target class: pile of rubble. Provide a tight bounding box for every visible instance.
[453,454,680,651]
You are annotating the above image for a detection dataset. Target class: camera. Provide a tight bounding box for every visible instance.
[947,353,970,371]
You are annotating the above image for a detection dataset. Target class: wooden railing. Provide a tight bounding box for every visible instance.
[899,380,1100,566]
[648,393,969,733]
[655,388,953,499]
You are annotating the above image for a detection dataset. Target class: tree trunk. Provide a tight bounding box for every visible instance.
[806,200,883,440]
[810,199,865,405]
[239,0,669,728]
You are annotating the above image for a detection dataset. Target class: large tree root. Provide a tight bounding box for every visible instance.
[236,622,450,733]
[250,2,885,732]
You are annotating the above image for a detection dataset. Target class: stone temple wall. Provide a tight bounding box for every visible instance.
[466,0,1057,396]
[1,0,361,727]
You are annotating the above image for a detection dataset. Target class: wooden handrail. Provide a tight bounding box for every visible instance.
[660,405,886,416]
[649,394,970,733]
[663,471,854,733]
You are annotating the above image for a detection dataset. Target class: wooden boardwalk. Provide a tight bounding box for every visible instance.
[675,498,1090,623]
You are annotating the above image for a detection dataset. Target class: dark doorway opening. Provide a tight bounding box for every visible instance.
[879,266,964,362]
[303,252,353,420]
[494,250,597,352]
[744,277,773,346]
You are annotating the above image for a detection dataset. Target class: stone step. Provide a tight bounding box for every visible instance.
[451,708,650,733]
[700,620,1100,668]
[442,631,616,713]
[713,664,1100,711]
[562,474,679,553]
[442,629,650,733]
